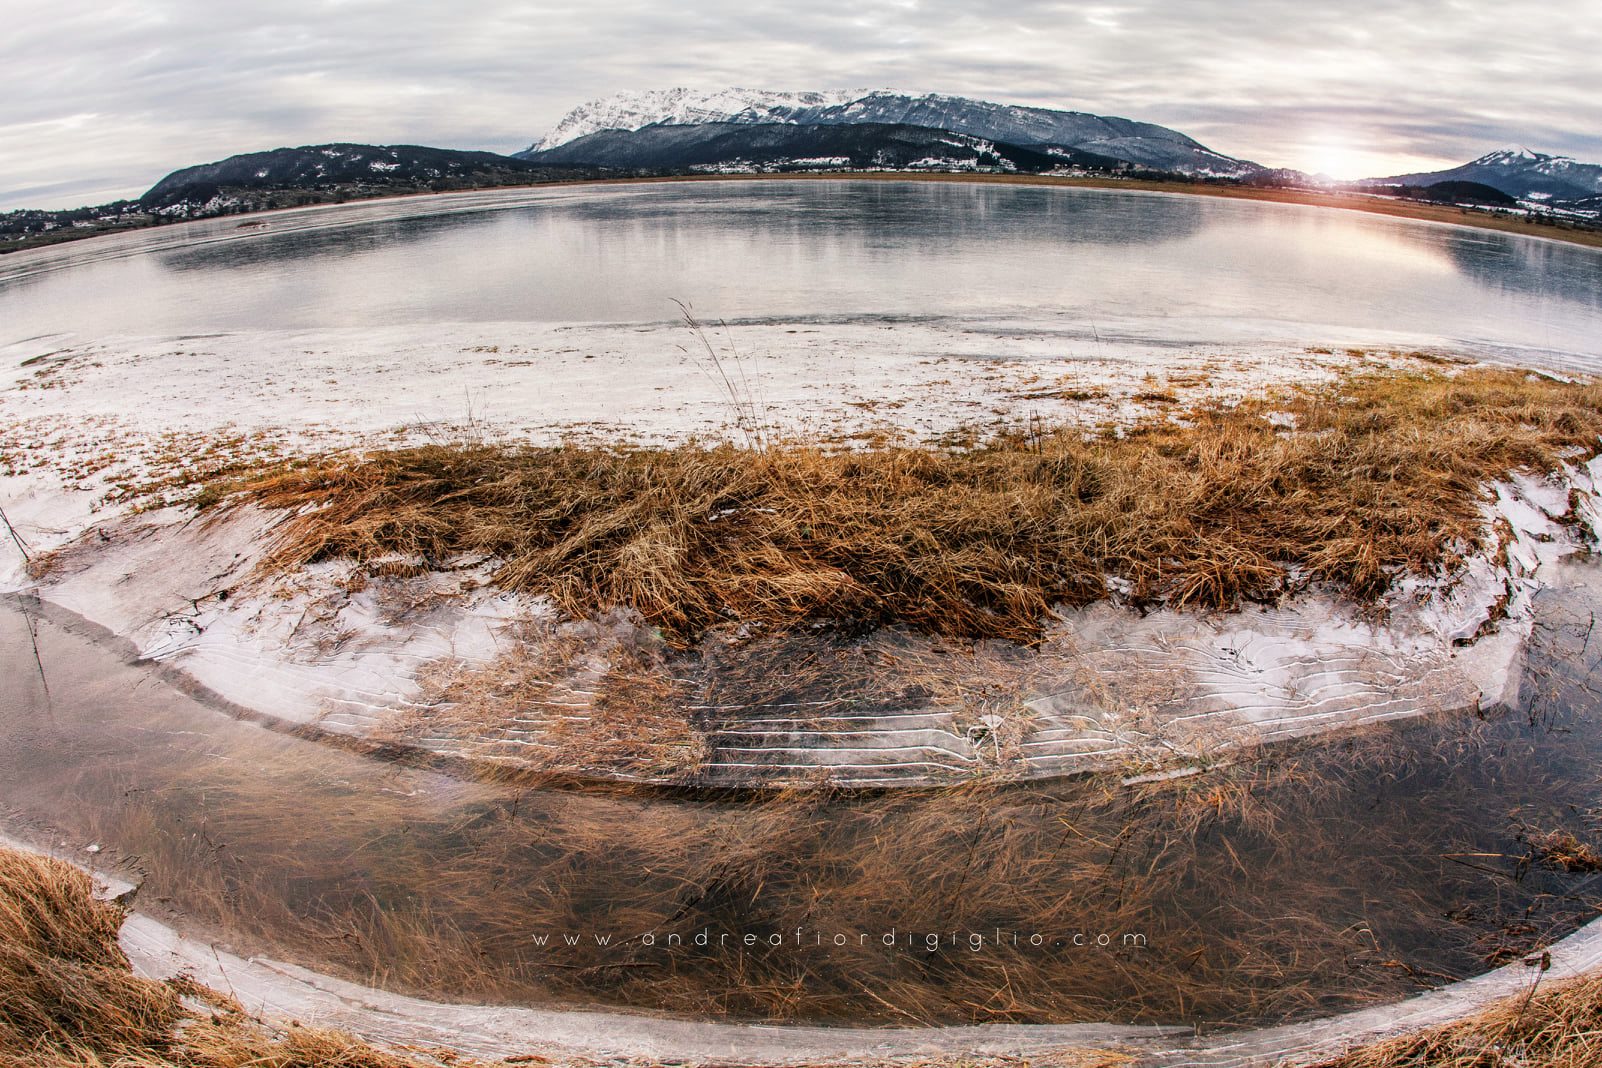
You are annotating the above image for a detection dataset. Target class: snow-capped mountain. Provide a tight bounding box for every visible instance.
[1362,147,1602,202]
[522,89,1264,178]
[529,89,874,152]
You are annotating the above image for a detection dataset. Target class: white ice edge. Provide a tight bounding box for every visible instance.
[8,454,1598,786]
[4,328,1602,781]
[3,831,1599,1067]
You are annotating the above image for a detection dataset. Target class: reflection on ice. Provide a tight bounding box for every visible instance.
[1,180,1600,366]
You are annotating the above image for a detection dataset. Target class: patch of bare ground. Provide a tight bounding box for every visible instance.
[234,367,1602,648]
[0,417,317,513]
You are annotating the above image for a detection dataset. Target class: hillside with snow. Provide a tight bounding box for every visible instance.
[528,89,874,152]
[521,88,1264,178]
[524,121,1127,175]
[1363,147,1602,202]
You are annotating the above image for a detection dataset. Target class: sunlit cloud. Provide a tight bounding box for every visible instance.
[1,0,1598,210]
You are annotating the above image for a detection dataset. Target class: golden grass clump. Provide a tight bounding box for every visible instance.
[1313,974,1602,1068]
[1528,830,1602,873]
[0,845,475,1067]
[236,369,1602,647]
[0,847,181,1058]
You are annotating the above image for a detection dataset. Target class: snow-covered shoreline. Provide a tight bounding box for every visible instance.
[0,318,1456,578]
[14,460,1594,787]
[4,322,1597,786]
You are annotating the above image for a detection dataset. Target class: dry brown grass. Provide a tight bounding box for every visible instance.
[0,846,475,1068]
[0,848,181,1059]
[8,570,1602,1044]
[31,699,1601,1030]
[1312,973,1602,1068]
[0,844,1126,1068]
[8,844,1601,1067]
[234,368,1602,647]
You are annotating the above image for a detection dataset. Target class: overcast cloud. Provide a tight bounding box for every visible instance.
[2,0,1599,210]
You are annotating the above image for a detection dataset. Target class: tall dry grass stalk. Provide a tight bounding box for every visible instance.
[0,848,181,1058]
[234,368,1602,647]
[0,845,474,1068]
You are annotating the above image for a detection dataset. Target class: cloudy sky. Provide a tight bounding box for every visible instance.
[3,0,1598,210]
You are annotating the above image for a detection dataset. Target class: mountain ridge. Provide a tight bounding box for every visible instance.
[141,142,581,208]
[522,88,1263,178]
[8,116,1602,254]
[521,122,1127,175]
[1361,147,1602,201]
[529,88,876,152]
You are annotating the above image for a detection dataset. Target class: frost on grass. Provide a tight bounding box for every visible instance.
[13,363,1602,785]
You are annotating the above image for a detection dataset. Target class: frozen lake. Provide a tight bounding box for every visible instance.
[4,179,1602,369]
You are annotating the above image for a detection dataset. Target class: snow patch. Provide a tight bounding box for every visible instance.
[531,88,878,151]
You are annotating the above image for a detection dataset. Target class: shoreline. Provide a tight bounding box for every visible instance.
[9,365,1602,1061]
[5,169,1601,260]
[12,365,1601,789]
[592,171,1602,250]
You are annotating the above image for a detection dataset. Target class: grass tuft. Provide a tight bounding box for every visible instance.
[0,848,181,1058]
[235,369,1602,647]
[0,845,467,1067]
[1313,973,1602,1068]
[1529,830,1602,873]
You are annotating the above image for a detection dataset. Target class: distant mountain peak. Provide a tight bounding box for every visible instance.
[526,88,1263,178]
[1362,145,1602,202]
[530,88,881,152]
[1474,145,1571,166]
[1481,145,1541,161]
